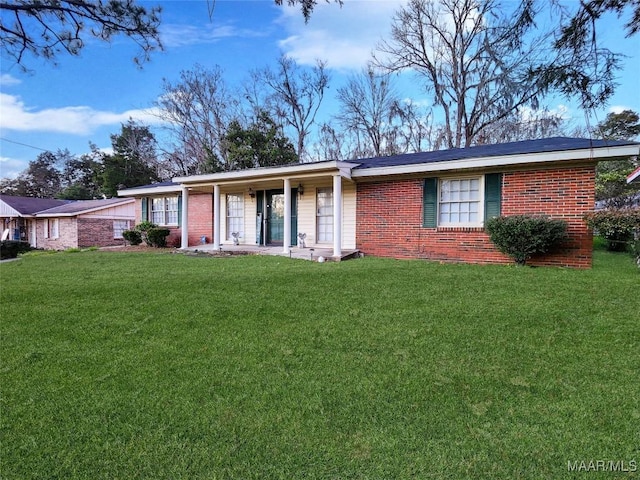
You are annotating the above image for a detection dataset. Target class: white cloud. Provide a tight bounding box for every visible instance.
[275,0,407,70]
[161,23,235,47]
[0,74,21,87]
[0,93,165,135]
[160,21,265,48]
[609,105,631,114]
[0,156,28,179]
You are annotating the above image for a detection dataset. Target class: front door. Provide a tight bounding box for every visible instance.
[256,189,298,246]
[267,190,285,245]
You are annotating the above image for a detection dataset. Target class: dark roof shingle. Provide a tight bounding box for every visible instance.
[36,198,132,216]
[0,195,71,215]
[353,137,640,169]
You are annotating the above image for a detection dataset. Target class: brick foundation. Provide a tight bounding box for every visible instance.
[356,165,595,268]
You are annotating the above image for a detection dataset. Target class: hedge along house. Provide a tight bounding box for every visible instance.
[119,137,640,268]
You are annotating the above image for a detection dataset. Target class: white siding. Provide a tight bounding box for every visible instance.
[342,182,357,249]
[244,194,257,245]
[295,180,356,249]
[82,202,135,219]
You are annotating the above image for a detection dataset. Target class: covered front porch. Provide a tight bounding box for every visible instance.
[175,161,359,260]
[183,243,361,262]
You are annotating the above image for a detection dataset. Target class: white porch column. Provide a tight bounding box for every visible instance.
[283,178,291,254]
[213,184,221,249]
[180,186,189,249]
[333,174,342,258]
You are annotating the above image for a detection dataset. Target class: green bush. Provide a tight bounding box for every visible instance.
[146,228,170,248]
[0,240,31,260]
[134,221,157,246]
[122,229,142,245]
[485,215,568,266]
[583,209,640,252]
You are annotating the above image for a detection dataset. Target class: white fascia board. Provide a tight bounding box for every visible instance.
[352,145,640,178]
[118,185,182,196]
[627,166,640,183]
[173,161,359,184]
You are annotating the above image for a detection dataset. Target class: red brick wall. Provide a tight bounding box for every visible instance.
[77,218,126,248]
[186,192,213,247]
[132,192,213,247]
[355,165,596,268]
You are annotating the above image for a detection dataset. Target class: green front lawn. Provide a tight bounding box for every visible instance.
[1,250,638,479]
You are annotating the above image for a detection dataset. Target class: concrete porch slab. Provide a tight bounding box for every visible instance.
[183,243,360,262]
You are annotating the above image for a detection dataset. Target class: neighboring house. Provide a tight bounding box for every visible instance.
[0,195,135,250]
[627,166,640,184]
[1,196,71,245]
[119,137,640,268]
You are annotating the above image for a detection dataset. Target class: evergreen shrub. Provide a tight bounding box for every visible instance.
[583,209,640,252]
[485,215,568,266]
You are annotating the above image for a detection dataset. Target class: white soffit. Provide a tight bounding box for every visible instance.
[173,161,358,184]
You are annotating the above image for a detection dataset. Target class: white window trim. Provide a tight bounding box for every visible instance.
[437,175,485,228]
[316,187,334,243]
[44,219,59,239]
[151,196,179,226]
[113,220,130,239]
[226,193,244,241]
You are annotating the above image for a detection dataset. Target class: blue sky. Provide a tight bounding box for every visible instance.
[1,0,639,179]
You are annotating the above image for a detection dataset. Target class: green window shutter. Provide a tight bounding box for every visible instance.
[423,178,438,228]
[484,173,502,221]
[141,197,148,222]
[290,188,298,247]
[177,195,182,227]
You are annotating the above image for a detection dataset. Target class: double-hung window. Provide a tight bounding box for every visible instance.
[439,177,482,226]
[423,173,502,228]
[226,194,244,240]
[151,196,179,226]
[113,220,130,239]
[316,188,333,243]
[44,219,59,239]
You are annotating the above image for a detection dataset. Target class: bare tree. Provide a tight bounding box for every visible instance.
[312,123,350,161]
[375,0,552,149]
[0,0,162,68]
[396,99,434,153]
[335,67,407,158]
[474,108,567,145]
[155,65,239,175]
[260,55,329,161]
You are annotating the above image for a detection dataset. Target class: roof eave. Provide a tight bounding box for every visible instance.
[118,185,183,197]
[627,166,640,184]
[173,161,359,185]
[352,145,640,178]
[35,198,135,217]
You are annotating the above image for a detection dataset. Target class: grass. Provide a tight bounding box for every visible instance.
[1,249,638,479]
